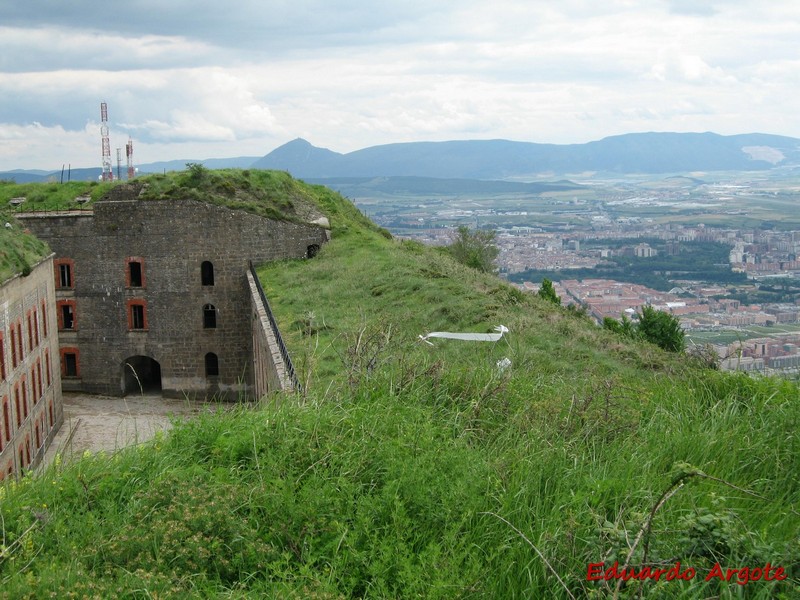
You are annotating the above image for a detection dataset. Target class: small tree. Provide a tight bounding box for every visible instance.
[447,226,499,273]
[637,305,685,352]
[537,278,561,305]
[603,314,636,338]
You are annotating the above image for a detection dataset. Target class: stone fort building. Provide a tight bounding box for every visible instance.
[20,182,329,401]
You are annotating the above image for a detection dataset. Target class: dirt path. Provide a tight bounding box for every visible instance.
[41,392,218,468]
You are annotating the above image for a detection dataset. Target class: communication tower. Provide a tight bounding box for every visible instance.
[126,137,135,180]
[100,102,114,181]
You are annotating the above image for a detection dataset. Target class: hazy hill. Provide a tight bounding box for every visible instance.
[252,132,800,178]
[4,131,799,184]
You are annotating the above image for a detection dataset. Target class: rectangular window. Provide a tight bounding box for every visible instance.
[63,352,79,378]
[127,259,145,287]
[4,397,11,441]
[0,333,5,381]
[33,309,39,347]
[57,261,73,288]
[14,385,21,427]
[45,349,51,387]
[36,360,42,401]
[59,263,71,287]
[58,301,76,330]
[27,312,34,351]
[10,325,17,369]
[131,305,145,329]
[21,376,27,419]
[127,300,148,330]
[17,323,23,361]
[41,300,48,338]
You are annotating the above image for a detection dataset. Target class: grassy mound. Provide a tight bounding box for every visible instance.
[0,174,797,598]
[0,211,50,283]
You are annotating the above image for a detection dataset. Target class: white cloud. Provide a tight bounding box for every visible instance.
[1,1,799,170]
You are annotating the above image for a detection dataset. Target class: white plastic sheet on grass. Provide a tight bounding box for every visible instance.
[419,325,509,345]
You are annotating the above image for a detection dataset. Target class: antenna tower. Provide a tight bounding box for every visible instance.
[100,102,114,181]
[126,137,135,180]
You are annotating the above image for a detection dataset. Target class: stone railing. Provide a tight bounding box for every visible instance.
[247,261,301,395]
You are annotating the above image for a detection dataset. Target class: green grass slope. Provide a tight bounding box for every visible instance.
[0,211,50,283]
[0,173,797,599]
[2,168,338,225]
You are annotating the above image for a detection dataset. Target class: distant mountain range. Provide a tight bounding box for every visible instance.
[254,133,800,179]
[3,132,799,184]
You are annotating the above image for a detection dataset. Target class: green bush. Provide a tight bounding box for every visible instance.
[446,225,499,273]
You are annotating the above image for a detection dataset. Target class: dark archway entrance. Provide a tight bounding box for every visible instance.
[122,356,162,395]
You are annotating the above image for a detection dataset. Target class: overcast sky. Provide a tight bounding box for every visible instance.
[1,1,798,171]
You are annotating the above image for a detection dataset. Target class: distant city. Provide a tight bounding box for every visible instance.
[354,172,800,377]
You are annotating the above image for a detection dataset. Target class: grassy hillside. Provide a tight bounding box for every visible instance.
[0,211,50,283]
[0,173,797,598]
[1,168,338,226]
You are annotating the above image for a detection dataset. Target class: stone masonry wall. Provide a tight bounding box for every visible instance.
[247,270,293,396]
[21,198,327,399]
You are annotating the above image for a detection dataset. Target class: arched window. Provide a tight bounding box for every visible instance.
[205,352,219,377]
[201,261,214,286]
[203,304,217,329]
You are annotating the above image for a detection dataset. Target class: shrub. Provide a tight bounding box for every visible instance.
[537,278,561,305]
[638,304,685,352]
[446,226,499,273]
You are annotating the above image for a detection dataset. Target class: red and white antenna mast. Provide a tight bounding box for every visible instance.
[100,102,114,181]
[126,137,135,180]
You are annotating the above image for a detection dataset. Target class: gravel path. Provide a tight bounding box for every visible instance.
[41,392,218,468]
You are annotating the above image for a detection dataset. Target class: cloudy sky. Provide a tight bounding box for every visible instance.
[1,1,798,171]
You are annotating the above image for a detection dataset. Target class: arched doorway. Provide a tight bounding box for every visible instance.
[121,356,162,395]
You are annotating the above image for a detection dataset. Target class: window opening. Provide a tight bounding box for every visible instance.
[205,352,219,377]
[203,304,217,329]
[130,303,146,330]
[201,261,215,286]
[64,353,78,377]
[58,262,72,288]
[129,261,143,287]
[60,303,75,330]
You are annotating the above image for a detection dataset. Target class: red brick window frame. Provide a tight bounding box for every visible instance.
[27,310,34,351]
[57,300,77,330]
[21,375,28,419]
[0,396,7,450]
[45,349,51,387]
[41,299,48,338]
[14,383,21,427]
[127,299,148,331]
[125,257,146,288]
[60,347,80,378]
[0,332,5,381]
[33,308,40,347]
[54,258,75,289]
[9,328,15,370]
